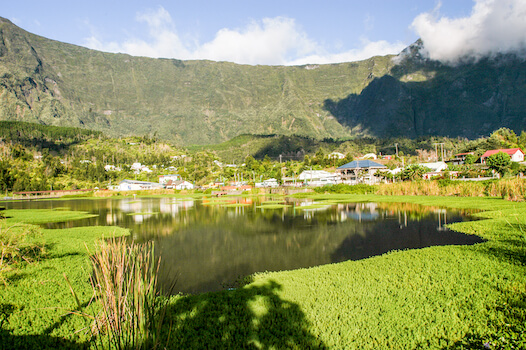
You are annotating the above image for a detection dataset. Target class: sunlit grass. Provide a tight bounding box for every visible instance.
[1,194,525,349]
[2,209,97,225]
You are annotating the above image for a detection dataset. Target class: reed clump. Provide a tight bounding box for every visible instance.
[87,237,165,349]
[376,178,526,201]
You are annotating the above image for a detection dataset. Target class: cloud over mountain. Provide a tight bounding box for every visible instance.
[84,6,404,65]
[412,0,526,64]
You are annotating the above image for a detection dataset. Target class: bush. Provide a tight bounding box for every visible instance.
[0,223,45,285]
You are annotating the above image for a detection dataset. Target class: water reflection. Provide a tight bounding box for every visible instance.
[2,197,482,294]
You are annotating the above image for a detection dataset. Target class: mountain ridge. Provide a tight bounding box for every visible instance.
[1,16,525,145]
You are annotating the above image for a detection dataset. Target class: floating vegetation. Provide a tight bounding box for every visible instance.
[223,203,252,208]
[256,204,292,209]
[126,212,159,216]
[261,200,287,205]
[294,203,333,210]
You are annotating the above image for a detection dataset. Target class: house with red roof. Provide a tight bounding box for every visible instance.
[480,148,525,164]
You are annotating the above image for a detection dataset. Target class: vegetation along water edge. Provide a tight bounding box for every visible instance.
[0,193,525,349]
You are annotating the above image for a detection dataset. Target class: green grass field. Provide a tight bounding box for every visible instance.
[1,195,525,349]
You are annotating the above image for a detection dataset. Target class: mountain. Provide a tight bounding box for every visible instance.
[1,17,525,145]
[325,41,526,139]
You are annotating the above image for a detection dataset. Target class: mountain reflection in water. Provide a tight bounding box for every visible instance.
[3,197,483,294]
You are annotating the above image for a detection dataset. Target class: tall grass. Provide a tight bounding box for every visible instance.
[87,237,166,349]
[0,223,45,285]
[376,178,526,201]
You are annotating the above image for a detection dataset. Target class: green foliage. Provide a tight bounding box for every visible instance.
[464,154,477,164]
[486,152,512,176]
[0,121,102,152]
[400,164,428,181]
[0,211,129,348]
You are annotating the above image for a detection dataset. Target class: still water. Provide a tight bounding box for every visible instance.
[3,196,482,294]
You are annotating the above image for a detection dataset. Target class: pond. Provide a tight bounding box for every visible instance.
[2,196,483,294]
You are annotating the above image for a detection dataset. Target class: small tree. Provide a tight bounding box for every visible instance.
[400,165,428,181]
[486,152,511,177]
[464,154,477,165]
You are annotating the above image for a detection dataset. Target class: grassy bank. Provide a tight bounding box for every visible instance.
[0,209,129,348]
[0,195,525,349]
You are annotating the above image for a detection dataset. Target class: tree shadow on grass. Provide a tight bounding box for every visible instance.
[0,329,88,350]
[160,279,327,349]
[0,302,89,350]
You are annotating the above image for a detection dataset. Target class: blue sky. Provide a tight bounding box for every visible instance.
[4,1,525,65]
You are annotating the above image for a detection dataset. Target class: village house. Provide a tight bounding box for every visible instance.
[131,162,152,173]
[448,152,475,165]
[336,160,387,184]
[255,178,279,188]
[361,153,377,160]
[328,152,345,160]
[480,148,525,164]
[166,180,194,190]
[159,174,181,185]
[116,179,164,191]
[418,161,448,180]
[298,170,339,186]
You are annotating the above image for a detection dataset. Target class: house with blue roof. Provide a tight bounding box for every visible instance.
[336,160,387,184]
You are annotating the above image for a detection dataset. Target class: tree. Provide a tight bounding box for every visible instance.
[486,152,511,177]
[400,165,428,181]
[464,154,477,165]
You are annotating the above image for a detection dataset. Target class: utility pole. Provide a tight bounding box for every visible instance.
[433,143,445,161]
[394,143,399,157]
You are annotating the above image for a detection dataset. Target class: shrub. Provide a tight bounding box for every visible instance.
[0,223,45,285]
[82,237,166,349]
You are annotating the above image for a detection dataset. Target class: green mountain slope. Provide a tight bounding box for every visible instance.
[0,17,395,145]
[325,42,526,138]
[1,18,525,145]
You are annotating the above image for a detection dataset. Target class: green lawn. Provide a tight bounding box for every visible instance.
[1,195,525,349]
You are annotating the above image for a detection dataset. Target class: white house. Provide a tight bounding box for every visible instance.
[130,162,153,173]
[116,180,164,191]
[417,161,448,180]
[298,170,339,186]
[361,153,377,160]
[336,160,387,184]
[169,180,194,190]
[418,161,448,172]
[255,178,279,188]
[159,174,181,184]
[480,148,525,163]
[328,152,345,160]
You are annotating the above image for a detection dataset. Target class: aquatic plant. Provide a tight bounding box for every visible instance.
[87,237,166,349]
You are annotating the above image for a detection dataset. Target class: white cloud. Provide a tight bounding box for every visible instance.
[84,6,404,65]
[194,17,317,65]
[287,38,406,65]
[86,7,191,59]
[411,0,526,63]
